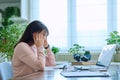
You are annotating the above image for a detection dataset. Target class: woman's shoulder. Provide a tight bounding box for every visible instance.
[15,42,30,49]
[18,42,28,45]
[14,42,33,55]
[13,42,33,59]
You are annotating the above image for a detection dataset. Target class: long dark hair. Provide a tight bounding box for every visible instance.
[15,20,49,47]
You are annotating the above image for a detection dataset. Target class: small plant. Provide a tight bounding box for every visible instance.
[105,31,120,45]
[105,31,120,54]
[68,44,85,54]
[68,44,85,62]
[51,46,60,55]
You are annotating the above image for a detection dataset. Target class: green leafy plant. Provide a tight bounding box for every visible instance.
[0,24,26,60]
[105,31,120,45]
[51,46,60,55]
[68,44,85,54]
[105,31,120,54]
[0,6,26,61]
[0,6,20,26]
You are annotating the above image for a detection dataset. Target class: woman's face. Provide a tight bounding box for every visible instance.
[40,30,47,40]
[33,30,47,41]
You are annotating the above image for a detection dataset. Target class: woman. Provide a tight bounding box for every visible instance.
[12,20,56,79]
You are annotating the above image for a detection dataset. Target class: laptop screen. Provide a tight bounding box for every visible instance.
[96,44,116,67]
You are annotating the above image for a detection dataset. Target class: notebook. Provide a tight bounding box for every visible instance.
[60,44,116,77]
[74,44,116,70]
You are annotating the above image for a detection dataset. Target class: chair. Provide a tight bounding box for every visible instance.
[0,62,13,80]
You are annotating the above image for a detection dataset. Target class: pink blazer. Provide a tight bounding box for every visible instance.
[12,42,55,79]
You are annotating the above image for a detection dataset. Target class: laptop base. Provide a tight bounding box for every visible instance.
[60,71,110,77]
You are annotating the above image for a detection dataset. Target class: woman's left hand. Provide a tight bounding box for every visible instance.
[44,38,49,48]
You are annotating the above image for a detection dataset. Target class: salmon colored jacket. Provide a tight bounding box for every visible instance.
[12,42,56,79]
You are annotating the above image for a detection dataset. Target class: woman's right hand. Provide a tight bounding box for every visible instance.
[33,32,44,48]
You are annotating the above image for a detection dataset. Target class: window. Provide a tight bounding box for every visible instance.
[39,0,68,51]
[118,0,120,33]
[38,0,117,52]
[76,0,107,50]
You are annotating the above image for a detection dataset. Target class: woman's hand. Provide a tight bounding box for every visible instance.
[44,38,49,48]
[33,32,44,48]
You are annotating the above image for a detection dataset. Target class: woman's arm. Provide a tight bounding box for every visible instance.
[43,37,56,66]
[45,47,56,66]
[17,42,46,71]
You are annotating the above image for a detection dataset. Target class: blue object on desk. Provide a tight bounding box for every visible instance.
[73,54,81,62]
[81,50,91,62]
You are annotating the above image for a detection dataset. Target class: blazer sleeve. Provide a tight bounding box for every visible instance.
[45,51,56,66]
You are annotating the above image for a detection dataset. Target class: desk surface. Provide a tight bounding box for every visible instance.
[16,62,120,80]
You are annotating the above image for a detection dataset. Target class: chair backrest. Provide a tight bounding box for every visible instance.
[0,62,13,80]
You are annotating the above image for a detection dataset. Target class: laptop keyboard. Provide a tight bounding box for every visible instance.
[74,65,107,71]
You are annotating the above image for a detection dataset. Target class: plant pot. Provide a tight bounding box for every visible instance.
[114,53,120,62]
[81,51,91,62]
[73,54,81,62]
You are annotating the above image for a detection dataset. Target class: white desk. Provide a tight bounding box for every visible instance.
[16,62,120,80]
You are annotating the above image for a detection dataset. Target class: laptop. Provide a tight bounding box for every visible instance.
[60,44,116,77]
[74,44,116,70]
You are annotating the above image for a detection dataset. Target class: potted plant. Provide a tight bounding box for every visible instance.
[0,6,26,61]
[0,6,20,26]
[105,31,120,45]
[68,44,85,62]
[51,46,60,55]
[105,31,120,62]
[0,24,26,61]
